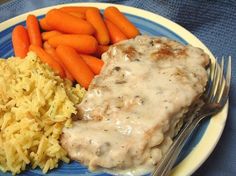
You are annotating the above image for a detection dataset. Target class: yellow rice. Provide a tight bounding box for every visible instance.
[0,52,85,175]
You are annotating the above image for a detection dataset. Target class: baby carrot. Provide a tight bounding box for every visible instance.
[62,67,74,81]
[80,54,104,75]
[94,45,110,58]
[39,18,54,31]
[104,19,128,44]
[12,25,30,58]
[59,6,97,14]
[26,15,43,47]
[44,46,63,65]
[48,34,98,54]
[67,12,85,19]
[43,41,53,50]
[44,45,74,81]
[42,30,62,41]
[29,45,65,78]
[86,8,110,45]
[45,9,95,35]
[104,6,140,38]
[56,45,94,89]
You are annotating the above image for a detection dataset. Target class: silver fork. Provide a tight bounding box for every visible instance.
[152,56,232,176]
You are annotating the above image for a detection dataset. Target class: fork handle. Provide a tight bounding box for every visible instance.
[152,116,203,176]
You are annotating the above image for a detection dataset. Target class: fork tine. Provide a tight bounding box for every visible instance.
[226,56,232,88]
[220,57,224,86]
[220,56,232,104]
[204,59,214,98]
[210,58,216,81]
[208,59,220,103]
[215,57,225,102]
[205,59,216,101]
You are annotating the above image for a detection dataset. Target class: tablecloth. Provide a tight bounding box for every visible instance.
[0,0,235,175]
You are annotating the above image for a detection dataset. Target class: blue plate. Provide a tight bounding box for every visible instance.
[0,3,227,176]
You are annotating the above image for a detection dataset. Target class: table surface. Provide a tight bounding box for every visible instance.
[0,0,235,176]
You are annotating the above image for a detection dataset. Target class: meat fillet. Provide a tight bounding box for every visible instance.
[61,36,210,174]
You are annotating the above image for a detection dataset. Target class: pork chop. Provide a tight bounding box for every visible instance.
[61,35,210,175]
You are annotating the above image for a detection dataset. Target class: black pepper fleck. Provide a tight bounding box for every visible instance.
[133,58,140,62]
[150,40,154,46]
[115,80,127,84]
[113,66,121,71]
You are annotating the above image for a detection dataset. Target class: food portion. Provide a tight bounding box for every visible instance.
[11,6,140,89]
[104,6,140,38]
[0,52,85,174]
[61,35,210,174]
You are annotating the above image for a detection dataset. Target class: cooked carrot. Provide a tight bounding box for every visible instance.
[45,9,95,35]
[42,30,62,41]
[98,45,109,53]
[44,46,62,64]
[12,25,30,58]
[80,54,104,75]
[62,67,74,81]
[26,15,43,47]
[94,45,109,58]
[29,45,65,78]
[56,45,94,89]
[59,6,97,14]
[39,18,54,31]
[67,11,85,19]
[104,19,128,44]
[44,45,74,81]
[86,8,110,45]
[43,41,53,50]
[104,6,140,38]
[48,34,98,54]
